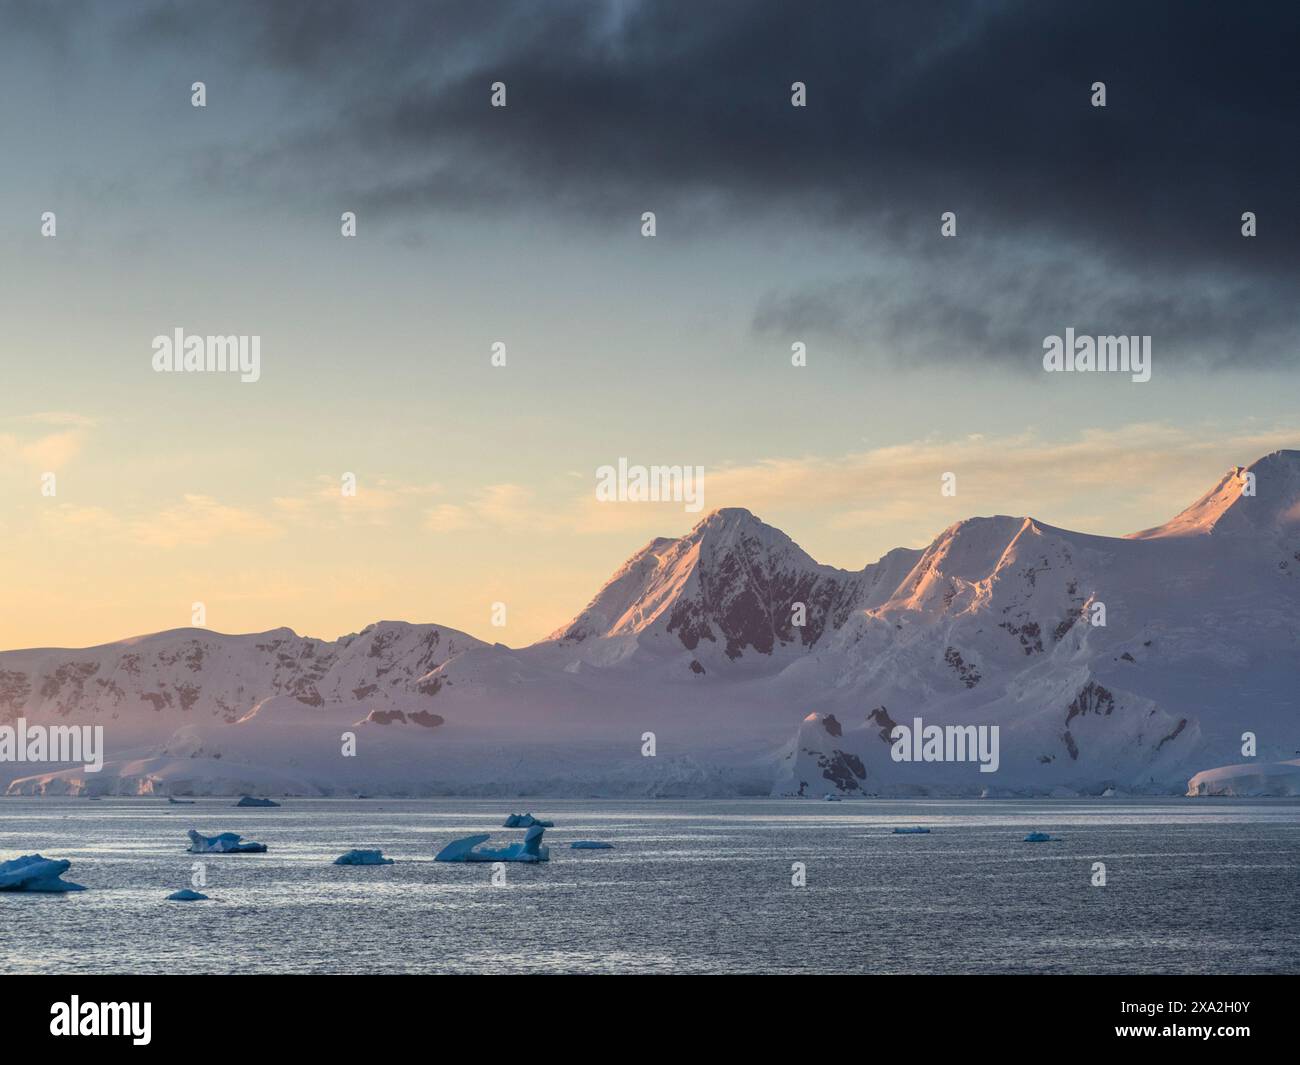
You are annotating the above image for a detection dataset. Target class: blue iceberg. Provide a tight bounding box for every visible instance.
[502,813,554,828]
[1023,831,1054,842]
[0,854,86,893]
[166,888,208,901]
[235,796,281,808]
[436,825,550,863]
[186,829,268,854]
[893,827,931,834]
[334,849,394,866]
[570,841,614,850]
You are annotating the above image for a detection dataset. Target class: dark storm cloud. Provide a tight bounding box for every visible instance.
[752,247,1299,371]
[11,0,1298,365]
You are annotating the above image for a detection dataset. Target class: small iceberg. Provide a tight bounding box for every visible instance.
[823,793,842,802]
[893,827,930,834]
[166,796,195,805]
[1023,831,1054,842]
[186,829,267,854]
[436,825,549,863]
[570,841,614,850]
[502,813,554,828]
[166,888,208,901]
[235,796,280,808]
[0,854,86,893]
[334,849,394,866]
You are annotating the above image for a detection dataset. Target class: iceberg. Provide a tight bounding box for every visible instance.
[186,829,268,854]
[166,888,208,901]
[166,796,195,805]
[570,841,614,849]
[0,854,86,892]
[892,827,930,834]
[334,849,394,866]
[1023,831,1053,842]
[435,825,550,863]
[1187,759,1300,797]
[235,796,281,808]
[502,813,554,828]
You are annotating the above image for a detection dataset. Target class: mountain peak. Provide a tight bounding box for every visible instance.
[1128,449,1300,539]
[690,507,762,535]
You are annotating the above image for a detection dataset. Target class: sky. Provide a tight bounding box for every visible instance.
[1,0,1298,650]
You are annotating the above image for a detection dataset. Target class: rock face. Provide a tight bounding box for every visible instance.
[2,450,1299,799]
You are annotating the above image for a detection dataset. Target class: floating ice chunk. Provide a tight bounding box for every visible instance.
[502,813,554,828]
[570,841,614,850]
[0,854,86,892]
[1023,831,1053,842]
[334,849,394,866]
[186,829,267,854]
[893,827,930,834]
[235,796,281,808]
[167,797,195,805]
[823,793,842,802]
[435,825,550,863]
[167,888,208,901]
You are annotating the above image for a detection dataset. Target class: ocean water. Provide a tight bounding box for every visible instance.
[1,797,1297,974]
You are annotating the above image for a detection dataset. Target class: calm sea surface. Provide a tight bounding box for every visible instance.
[2,797,1296,974]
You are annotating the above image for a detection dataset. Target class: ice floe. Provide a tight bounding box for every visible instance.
[435,825,549,862]
[235,796,280,807]
[502,813,554,828]
[186,829,267,854]
[570,841,614,849]
[0,854,86,892]
[166,888,208,901]
[334,849,394,865]
[892,827,930,834]
[1023,831,1054,842]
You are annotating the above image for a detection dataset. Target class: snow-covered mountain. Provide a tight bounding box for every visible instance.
[4,450,1298,798]
[545,507,920,669]
[0,621,483,735]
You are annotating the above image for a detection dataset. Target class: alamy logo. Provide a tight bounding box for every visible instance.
[152,328,261,382]
[0,718,104,773]
[890,717,1000,773]
[50,997,151,1045]
[596,458,705,513]
[1042,328,1151,383]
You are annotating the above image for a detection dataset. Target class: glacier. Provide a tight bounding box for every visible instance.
[1186,759,1300,797]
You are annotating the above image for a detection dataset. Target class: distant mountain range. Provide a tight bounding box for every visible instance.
[4,450,1299,798]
